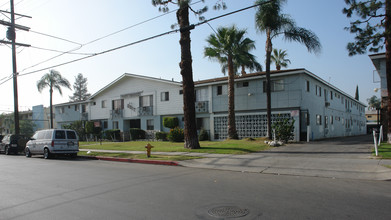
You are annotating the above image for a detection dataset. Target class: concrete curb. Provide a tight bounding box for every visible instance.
[78,155,180,166]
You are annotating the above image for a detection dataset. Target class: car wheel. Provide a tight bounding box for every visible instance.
[25,148,31,158]
[44,148,51,159]
[5,146,9,155]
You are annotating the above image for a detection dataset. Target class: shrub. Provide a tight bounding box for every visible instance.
[198,128,209,141]
[155,132,168,141]
[103,129,121,141]
[163,117,179,129]
[272,118,295,143]
[130,128,146,140]
[167,127,184,142]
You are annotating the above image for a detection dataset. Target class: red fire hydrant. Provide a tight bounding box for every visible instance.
[145,143,153,158]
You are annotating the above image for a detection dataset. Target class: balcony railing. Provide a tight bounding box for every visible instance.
[138,106,153,116]
[195,101,208,113]
[110,109,123,119]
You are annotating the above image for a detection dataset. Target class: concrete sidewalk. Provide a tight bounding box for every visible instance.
[80,144,391,181]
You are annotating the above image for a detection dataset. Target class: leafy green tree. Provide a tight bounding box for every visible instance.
[37,70,71,129]
[255,0,321,139]
[367,95,381,110]
[204,25,258,139]
[69,73,91,102]
[152,0,226,148]
[20,120,36,137]
[343,0,391,141]
[271,49,291,70]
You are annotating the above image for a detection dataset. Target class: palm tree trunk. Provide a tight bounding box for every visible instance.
[49,88,53,129]
[265,30,273,140]
[228,55,238,139]
[385,0,391,143]
[177,2,200,149]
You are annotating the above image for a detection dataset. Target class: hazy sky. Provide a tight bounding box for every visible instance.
[0,0,383,114]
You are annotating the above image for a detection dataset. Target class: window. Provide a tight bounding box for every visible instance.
[112,99,124,110]
[55,130,66,139]
[147,119,154,130]
[67,131,77,139]
[74,105,79,111]
[330,91,333,100]
[140,95,153,107]
[217,86,223,95]
[102,100,107,108]
[316,115,322,125]
[237,81,249,88]
[92,102,96,106]
[59,107,65,114]
[82,104,86,113]
[315,85,322,96]
[325,116,328,128]
[306,80,310,92]
[103,121,108,129]
[161,92,169,101]
[331,116,334,124]
[179,90,183,95]
[263,79,284,92]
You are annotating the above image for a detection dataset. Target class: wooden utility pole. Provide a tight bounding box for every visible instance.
[10,0,20,135]
[0,0,30,135]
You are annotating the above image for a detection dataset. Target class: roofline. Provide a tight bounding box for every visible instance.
[54,100,89,107]
[195,68,366,106]
[369,52,386,59]
[89,73,181,99]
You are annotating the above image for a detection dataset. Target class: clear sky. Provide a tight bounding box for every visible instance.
[0,0,383,114]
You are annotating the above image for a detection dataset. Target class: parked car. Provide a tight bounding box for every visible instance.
[25,129,79,159]
[0,134,29,155]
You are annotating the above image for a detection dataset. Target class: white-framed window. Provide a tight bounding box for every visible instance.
[59,107,65,114]
[316,115,322,125]
[306,80,310,92]
[102,100,107,108]
[140,95,153,107]
[161,92,169,101]
[217,85,223,95]
[112,99,124,110]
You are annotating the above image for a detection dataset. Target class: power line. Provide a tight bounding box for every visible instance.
[2,2,267,85]
[30,45,95,55]
[30,30,82,46]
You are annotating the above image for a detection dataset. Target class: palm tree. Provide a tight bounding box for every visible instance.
[255,0,321,139]
[204,25,259,139]
[37,70,71,129]
[271,49,291,70]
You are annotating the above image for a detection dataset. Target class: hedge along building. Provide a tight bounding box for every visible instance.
[54,69,366,141]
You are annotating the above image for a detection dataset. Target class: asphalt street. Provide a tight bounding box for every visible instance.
[0,154,390,220]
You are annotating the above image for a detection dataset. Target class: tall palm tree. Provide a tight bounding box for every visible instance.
[271,48,291,70]
[204,25,259,139]
[255,0,321,139]
[37,69,71,129]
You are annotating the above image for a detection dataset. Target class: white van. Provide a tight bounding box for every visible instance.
[25,129,79,159]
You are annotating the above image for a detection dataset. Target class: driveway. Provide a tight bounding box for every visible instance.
[179,135,391,180]
[264,135,374,159]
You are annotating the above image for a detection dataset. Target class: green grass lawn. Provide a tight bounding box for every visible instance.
[80,138,270,154]
[78,151,201,161]
[374,143,391,159]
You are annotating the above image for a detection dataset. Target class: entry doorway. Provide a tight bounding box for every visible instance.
[129,119,141,129]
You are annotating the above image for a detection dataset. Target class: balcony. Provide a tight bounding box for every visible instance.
[110,109,123,119]
[138,106,153,116]
[195,101,209,113]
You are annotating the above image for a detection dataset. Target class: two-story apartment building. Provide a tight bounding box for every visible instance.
[54,69,367,141]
